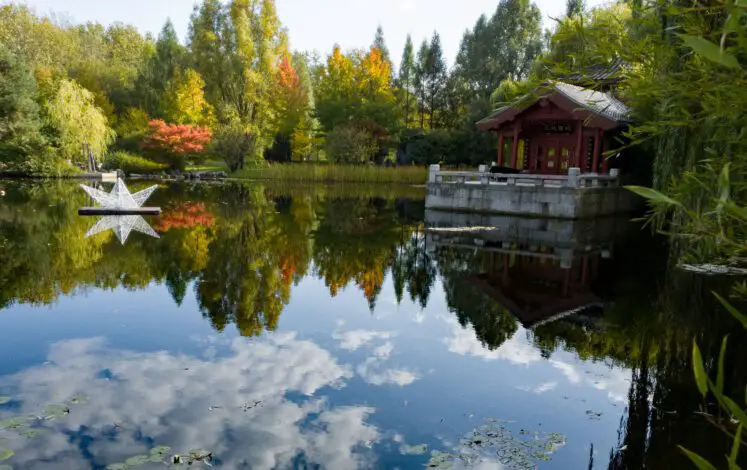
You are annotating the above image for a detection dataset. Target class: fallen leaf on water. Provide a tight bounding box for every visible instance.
[124,454,149,465]
[400,443,428,455]
[0,449,12,461]
[0,417,28,430]
[0,397,10,406]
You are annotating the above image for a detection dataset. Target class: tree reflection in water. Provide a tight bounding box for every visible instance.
[0,180,745,467]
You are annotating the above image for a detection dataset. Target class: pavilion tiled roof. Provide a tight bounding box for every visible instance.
[554,82,631,123]
[476,81,631,128]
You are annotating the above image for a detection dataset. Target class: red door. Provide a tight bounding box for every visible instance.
[531,138,575,175]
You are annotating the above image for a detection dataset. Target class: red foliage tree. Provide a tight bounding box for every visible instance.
[141,120,213,171]
[154,202,215,233]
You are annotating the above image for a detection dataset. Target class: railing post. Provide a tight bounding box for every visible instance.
[610,168,620,187]
[478,165,489,184]
[428,164,440,183]
[566,167,580,189]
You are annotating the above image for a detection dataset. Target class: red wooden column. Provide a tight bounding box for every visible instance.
[497,130,504,166]
[601,135,610,173]
[510,125,520,169]
[592,128,602,173]
[575,121,583,171]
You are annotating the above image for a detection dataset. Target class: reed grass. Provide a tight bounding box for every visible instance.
[233,163,427,184]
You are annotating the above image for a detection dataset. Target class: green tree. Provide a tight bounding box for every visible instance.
[136,20,186,116]
[398,34,416,129]
[565,0,585,18]
[190,0,287,169]
[325,124,377,164]
[314,45,357,132]
[454,0,543,99]
[373,25,391,67]
[45,79,116,165]
[0,45,45,164]
[414,40,430,129]
[424,32,447,129]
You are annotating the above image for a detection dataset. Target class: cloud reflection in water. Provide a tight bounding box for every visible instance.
[0,334,381,469]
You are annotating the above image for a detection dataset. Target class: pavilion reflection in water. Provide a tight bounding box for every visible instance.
[426,210,634,328]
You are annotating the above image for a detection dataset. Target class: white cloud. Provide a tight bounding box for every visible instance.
[356,357,419,387]
[550,360,582,385]
[373,342,394,358]
[444,319,541,365]
[534,381,558,394]
[0,334,381,469]
[333,330,393,350]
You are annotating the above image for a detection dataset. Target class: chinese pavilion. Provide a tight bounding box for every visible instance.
[476,81,631,175]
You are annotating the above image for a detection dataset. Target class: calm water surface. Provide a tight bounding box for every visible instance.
[0,180,743,469]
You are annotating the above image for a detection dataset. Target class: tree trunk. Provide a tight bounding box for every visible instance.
[429,92,435,130]
[419,98,425,129]
[404,91,410,128]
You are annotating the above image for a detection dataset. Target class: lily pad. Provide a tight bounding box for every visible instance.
[0,449,12,461]
[106,464,128,470]
[400,443,428,455]
[0,397,10,406]
[68,396,89,405]
[19,429,42,439]
[150,446,171,455]
[148,454,164,463]
[187,449,212,464]
[44,404,69,419]
[0,417,28,430]
[124,455,149,466]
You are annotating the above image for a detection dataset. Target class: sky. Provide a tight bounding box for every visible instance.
[20,0,606,69]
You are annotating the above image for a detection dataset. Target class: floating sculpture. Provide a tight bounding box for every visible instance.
[79,179,160,215]
[79,178,161,244]
[85,215,159,244]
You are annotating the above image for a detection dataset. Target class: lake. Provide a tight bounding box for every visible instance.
[0,179,743,469]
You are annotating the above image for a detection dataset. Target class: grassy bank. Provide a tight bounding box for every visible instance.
[233,163,427,184]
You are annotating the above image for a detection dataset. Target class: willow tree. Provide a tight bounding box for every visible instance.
[46,79,115,164]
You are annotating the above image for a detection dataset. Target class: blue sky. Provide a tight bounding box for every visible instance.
[19,0,606,68]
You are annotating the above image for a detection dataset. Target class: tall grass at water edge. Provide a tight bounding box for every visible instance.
[233,164,427,184]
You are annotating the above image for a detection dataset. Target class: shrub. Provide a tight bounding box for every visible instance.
[103,151,166,174]
[325,125,378,164]
[141,120,212,171]
[211,120,259,172]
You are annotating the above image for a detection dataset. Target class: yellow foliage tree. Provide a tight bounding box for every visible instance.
[164,68,216,127]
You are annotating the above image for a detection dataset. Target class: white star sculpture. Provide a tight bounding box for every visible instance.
[80,178,158,209]
[80,179,160,245]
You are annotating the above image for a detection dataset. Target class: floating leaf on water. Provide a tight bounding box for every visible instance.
[148,454,163,463]
[150,446,171,455]
[0,397,10,406]
[68,396,89,405]
[0,417,28,430]
[0,449,12,462]
[44,404,70,419]
[400,443,428,455]
[124,455,149,466]
[0,464,12,470]
[19,429,42,439]
[187,449,212,463]
[106,464,128,470]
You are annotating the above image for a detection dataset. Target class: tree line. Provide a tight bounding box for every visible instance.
[0,0,553,175]
[0,0,743,182]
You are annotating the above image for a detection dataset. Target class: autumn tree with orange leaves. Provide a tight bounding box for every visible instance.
[141,119,213,171]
